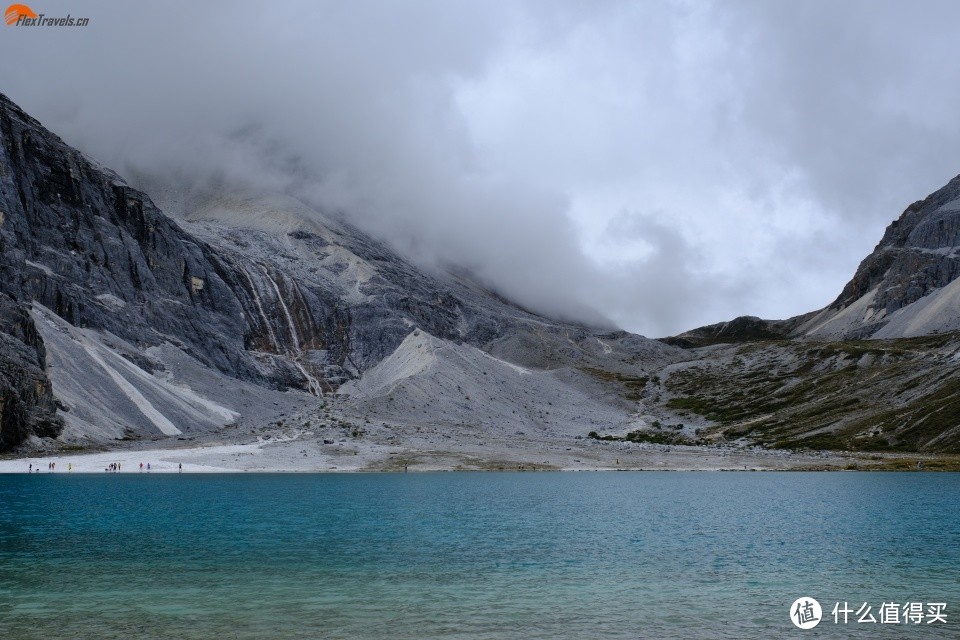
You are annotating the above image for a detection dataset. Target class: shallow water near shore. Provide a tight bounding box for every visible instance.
[1,472,958,638]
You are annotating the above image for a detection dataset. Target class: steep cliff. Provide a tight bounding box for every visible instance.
[665,173,960,346]
[797,175,960,339]
[654,175,960,452]
[0,92,679,451]
[0,294,61,449]
[0,92,323,448]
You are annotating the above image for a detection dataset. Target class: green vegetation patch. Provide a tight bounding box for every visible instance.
[581,367,651,401]
[659,333,960,453]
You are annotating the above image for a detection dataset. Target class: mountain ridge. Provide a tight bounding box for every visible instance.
[2,91,958,461]
[0,91,679,452]
[665,173,960,347]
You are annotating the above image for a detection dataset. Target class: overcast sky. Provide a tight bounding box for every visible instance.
[2,0,959,336]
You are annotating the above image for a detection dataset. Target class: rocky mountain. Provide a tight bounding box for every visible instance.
[655,175,960,453]
[798,174,960,339]
[668,174,960,346]
[660,315,799,349]
[0,293,61,450]
[3,89,957,462]
[0,92,680,453]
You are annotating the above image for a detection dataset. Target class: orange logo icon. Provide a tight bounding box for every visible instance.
[5,3,38,25]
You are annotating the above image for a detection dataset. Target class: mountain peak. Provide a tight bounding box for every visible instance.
[795,173,960,339]
[0,92,679,451]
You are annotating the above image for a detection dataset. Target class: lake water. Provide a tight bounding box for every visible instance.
[0,472,958,638]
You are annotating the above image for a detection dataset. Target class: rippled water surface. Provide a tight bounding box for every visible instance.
[1,472,958,638]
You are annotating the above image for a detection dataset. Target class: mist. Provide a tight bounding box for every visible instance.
[2,0,959,336]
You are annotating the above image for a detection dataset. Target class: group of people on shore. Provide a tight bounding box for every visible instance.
[27,462,71,472]
[26,461,183,473]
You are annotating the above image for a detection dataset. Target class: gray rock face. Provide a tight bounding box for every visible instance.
[796,175,960,339]
[0,294,62,449]
[840,176,960,305]
[0,92,680,451]
[0,92,326,448]
[667,174,960,345]
[0,93,266,379]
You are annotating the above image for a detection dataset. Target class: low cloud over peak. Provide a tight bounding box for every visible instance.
[3,0,959,336]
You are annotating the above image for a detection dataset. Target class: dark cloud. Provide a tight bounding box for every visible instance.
[2,0,958,336]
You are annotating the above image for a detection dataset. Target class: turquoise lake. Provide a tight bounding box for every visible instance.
[1,472,958,638]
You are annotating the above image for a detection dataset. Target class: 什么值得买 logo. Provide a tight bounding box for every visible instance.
[790,597,822,629]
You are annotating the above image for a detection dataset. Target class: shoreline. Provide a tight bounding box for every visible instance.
[1,468,951,474]
[0,440,954,473]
